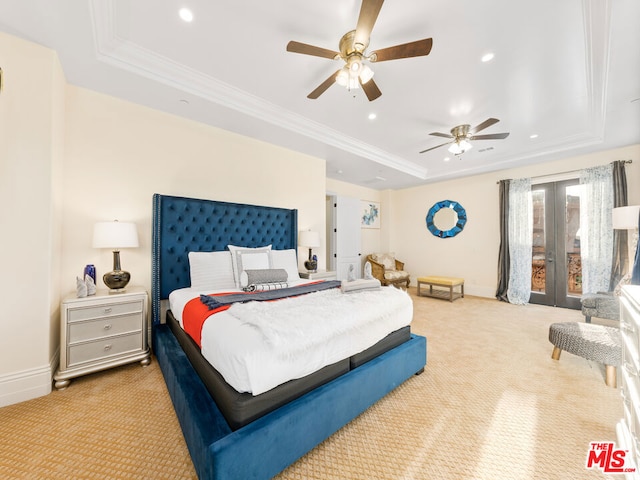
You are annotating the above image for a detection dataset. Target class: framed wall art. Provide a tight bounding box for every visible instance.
[361,201,380,229]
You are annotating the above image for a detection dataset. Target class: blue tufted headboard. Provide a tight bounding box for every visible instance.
[151,194,298,325]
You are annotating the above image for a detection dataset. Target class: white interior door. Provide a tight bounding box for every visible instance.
[330,195,362,281]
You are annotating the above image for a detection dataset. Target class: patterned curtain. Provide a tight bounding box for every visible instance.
[632,209,640,285]
[495,180,510,302]
[580,165,613,294]
[506,178,532,304]
[610,160,629,289]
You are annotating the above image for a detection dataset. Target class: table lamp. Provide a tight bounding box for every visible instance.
[93,220,139,291]
[613,205,640,272]
[299,230,320,272]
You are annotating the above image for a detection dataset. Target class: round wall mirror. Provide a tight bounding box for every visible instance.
[426,200,467,238]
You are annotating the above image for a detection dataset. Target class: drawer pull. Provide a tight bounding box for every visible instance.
[103,324,112,331]
[104,307,112,314]
[104,344,112,351]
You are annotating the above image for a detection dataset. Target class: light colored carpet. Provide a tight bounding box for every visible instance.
[0,290,621,479]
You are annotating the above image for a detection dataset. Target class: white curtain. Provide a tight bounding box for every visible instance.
[580,165,613,293]
[507,178,533,304]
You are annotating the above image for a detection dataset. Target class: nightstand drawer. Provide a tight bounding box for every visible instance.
[69,313,142,343]
[68,300,143,322]
[68,332,142,367]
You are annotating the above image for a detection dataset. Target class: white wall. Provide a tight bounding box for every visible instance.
[389,145,640,297]
[0,32,65,405]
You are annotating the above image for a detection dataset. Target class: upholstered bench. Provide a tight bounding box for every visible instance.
[548,322,622,387]
[417,276,464,302]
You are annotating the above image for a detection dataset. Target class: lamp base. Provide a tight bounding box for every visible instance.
[304,259,317,273]
[103,270,131,291]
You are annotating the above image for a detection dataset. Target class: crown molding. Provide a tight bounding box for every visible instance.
[88,0,428,180]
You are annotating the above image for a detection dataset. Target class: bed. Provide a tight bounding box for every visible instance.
[151,193,427,480]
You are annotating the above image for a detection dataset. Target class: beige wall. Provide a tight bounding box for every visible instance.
[0,32,64,404]
[389,145,640,297]
[61,86,327,299]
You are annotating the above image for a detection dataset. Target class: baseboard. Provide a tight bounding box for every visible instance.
[465,284,496,299]
[0,352,58,407]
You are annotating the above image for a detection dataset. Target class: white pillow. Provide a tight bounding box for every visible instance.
[227,244,272,287]
[188,251,236,291]
[270,249,301,282]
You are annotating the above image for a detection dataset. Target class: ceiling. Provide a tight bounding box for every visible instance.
[1,0,639,190]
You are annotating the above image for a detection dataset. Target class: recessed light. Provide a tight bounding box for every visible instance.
[481,53,495,63]
[530,134,539,139]
[179,8,194,22]
[368,113,377,120]
[444,157,451,162]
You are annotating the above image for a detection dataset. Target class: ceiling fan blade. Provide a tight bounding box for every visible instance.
[286,41,340,60]
[360,77,382,101]
[419,141,451,154]
[471,133,510,140]
[307,70,340,99]
[354,0,384,49]
[370,38,433,62]
[469,118,499,134]
[429,132,454,139]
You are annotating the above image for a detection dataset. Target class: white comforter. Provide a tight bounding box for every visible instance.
[169,282,413,395]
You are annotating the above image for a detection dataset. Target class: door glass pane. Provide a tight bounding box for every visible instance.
[532,189,546,292]
[565,185,582,296]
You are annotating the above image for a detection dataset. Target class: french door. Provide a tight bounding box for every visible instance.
[529,179,582,309]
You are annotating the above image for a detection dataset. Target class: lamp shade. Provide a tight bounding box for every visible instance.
[299,230,320,248]
[612,206,640,230]
[93,221,139,249]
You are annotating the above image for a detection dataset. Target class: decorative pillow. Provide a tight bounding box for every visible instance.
[373,252,396,271]
[227,244,272,288]
[384,270,408,280]
[269,249,301,282]
[243,282,289,292]
[240,268,288,288]
[188,251,236,291]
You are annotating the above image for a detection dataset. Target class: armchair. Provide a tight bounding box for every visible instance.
[580,274,631,323]
[366,253,410,289]
[580,292,620,323]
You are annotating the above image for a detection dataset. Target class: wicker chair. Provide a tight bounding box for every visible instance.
[366,253,410,289]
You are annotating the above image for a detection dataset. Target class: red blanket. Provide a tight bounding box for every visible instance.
[182,292,238,347]
[182,281,333,347]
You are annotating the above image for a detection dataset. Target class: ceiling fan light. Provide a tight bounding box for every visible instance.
[347,75,360,90]
[448,139,473,155]
[459,139,473,152]
[336,68,349,87]
[448,142,463,155]
[359,64,374,84]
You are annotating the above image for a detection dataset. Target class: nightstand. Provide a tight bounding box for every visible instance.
[299,270,337,281]
[54,286,150,390]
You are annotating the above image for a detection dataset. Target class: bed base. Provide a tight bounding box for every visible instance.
[151,193,427,479]
[153,323,426,480]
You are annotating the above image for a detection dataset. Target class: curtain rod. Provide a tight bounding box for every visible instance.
[496,159,633,184]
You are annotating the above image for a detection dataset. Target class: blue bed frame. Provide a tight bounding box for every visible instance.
[151,193,427,480]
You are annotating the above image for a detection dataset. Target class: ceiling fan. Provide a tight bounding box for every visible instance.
[419,118,510,155]
[286,0,433,101]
